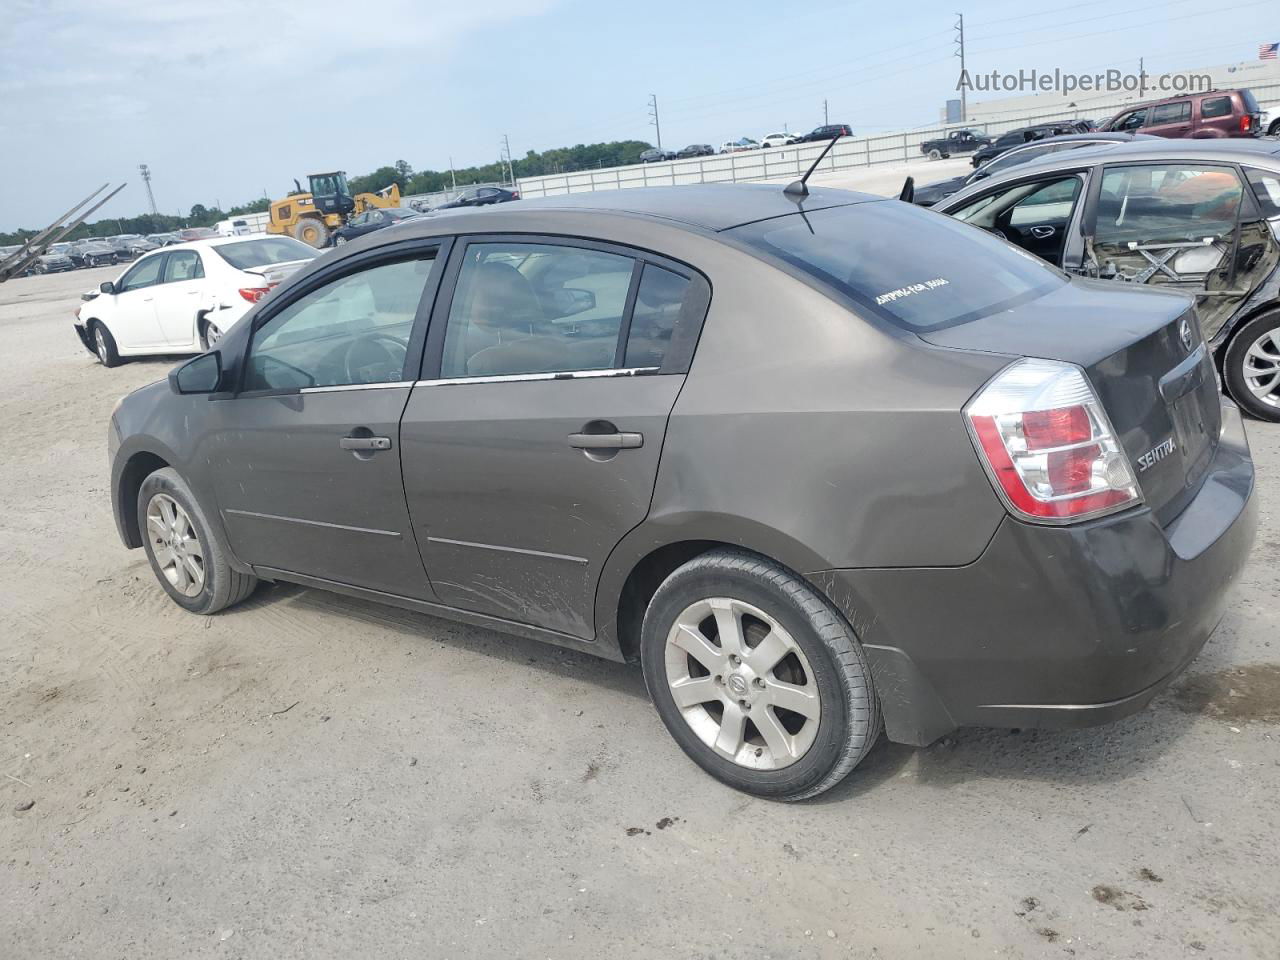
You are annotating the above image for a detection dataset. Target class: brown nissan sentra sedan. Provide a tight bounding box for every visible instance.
[106,184,1256,800]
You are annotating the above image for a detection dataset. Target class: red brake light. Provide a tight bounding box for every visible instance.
[1241,114,1252,132]
[965,359,1141,523]
[239,286,270,303]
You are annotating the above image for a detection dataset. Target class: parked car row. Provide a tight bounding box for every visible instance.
[101,176,1257,801]
[639,124,856,162]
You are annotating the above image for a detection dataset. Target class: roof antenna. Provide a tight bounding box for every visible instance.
[784,134,843,198]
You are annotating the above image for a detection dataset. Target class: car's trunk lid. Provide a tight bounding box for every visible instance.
[243,258,312,286]
[921,278,1221,525]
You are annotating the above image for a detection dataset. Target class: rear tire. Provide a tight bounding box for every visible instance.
[928,148,942,160]
[137,468,257,614]
[293,217,329,248]
[1223,310,1280,421]
[92,321,121,367]
[640,549,880,801]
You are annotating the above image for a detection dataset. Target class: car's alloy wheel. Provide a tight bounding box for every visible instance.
[145,493,205,598]
[663,596,820,769]
[1241,328,1280,408]
[95,327,108,363]
[204,322,222,347]
[928,148,942,160]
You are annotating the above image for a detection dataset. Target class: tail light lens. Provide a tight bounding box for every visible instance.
[238,286,271,303]
[965,358,1141,523]
[1240,114,1252,133]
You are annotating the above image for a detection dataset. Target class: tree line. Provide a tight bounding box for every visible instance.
[0,140,655,246]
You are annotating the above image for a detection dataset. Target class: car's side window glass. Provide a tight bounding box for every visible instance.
[163,250,203,283]
[118,254,166,292]
[440,242,636,378]
[1245,167,1280,217]
[1148,101,1190,125]
[1201,96,1231,119]
[243,255,436,392]
[1116,109,1146,131]
[626,265,690,369]
[1094,164,1242,248]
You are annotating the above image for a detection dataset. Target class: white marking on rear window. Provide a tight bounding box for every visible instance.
[874,277,950,306]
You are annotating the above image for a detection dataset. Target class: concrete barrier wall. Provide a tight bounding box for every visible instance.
[517,81,1280,199]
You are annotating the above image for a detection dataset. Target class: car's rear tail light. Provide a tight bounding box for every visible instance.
[1240,114,1252,133]
[239,286,270,303]
[965,358,1141,523]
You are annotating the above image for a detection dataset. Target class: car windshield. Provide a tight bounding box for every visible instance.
[732,200,1064,331]
[213,237,318,270]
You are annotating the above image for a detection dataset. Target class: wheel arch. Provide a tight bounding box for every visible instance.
[595,513,834,663]
[1210,297,1280,375]
[114,448,173,549]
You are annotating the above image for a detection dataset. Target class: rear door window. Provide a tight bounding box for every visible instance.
[625,265,690,368]
[732,200,1065,332]
[439,242,636,378]
[1148,101,1191,124]
[1244,167,1280,217]
[163,250,204,283]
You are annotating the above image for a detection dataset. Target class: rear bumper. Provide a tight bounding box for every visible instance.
[813,399,1257,746]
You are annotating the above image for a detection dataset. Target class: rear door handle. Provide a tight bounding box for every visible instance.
[568,432,643,450]
[340,436,392,451]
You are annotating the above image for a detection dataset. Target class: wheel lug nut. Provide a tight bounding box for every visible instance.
[753,678,766,689]
[714,675,723,684]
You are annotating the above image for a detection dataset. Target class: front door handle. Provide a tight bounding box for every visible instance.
[340,436,392,451]
[1030,225,1056,239]
[568,431,643,450]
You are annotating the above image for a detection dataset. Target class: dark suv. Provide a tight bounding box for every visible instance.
[798,123,852,142]
[1100,89,1264,139]
[919,128,991,160]
[971,121,1092,167]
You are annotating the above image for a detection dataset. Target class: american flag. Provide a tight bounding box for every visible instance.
[1261,42,1279,60]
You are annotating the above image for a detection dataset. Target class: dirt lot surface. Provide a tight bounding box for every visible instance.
[2,267,1278,959]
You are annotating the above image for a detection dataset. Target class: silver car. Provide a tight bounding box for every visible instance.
[935,137,1280,421]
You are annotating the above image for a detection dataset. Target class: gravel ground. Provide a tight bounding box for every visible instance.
[1,266,1277,960]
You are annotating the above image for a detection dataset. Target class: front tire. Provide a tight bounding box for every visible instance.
[137,468,258,614]
[640,550,880,801]
[1223,310,1280,421]
[928,148,942,160]
[92,321,121,367]
[293,217,329,248]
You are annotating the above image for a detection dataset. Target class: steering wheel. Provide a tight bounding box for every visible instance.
[342,331,408,384]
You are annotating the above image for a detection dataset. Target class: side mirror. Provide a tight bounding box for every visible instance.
[553,287,597,317]
[99,281,115,295]
[170,351,222,395]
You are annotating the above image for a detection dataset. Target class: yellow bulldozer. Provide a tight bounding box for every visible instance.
[267,171,403,248]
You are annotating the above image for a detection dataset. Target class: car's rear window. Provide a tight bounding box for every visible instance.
[213,237,318,270]
[731,201,1065,332]
[1241,88,1260,113]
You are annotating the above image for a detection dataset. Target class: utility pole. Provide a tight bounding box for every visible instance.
[648,94,662,151]
[823,99,829,125]
[954,13,967,122]
[501,134,516,186]
[138,163,158,216]
[449,157,457,190]
[1138,56,1145,96]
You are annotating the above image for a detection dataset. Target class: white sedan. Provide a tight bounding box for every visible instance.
[760,132,799,147]
[74,234,317,367]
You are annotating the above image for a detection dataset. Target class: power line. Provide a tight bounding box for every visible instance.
[967,0,1203,44]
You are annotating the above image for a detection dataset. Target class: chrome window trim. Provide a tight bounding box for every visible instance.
[414,366,661,387]
[300,380,415,394]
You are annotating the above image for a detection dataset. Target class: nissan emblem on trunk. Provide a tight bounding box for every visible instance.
[1180,318,1194,351]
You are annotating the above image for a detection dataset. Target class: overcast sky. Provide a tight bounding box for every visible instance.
[0,0,1268,230]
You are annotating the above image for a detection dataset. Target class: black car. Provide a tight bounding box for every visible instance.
[919,128,991,160]
[912,133,1149,207]
[435,186,520,210]
[970,120,1093,167]
[68,239,119,268]
[674,144,715,159]
[798,123,852,143]
[330,207,422,246]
